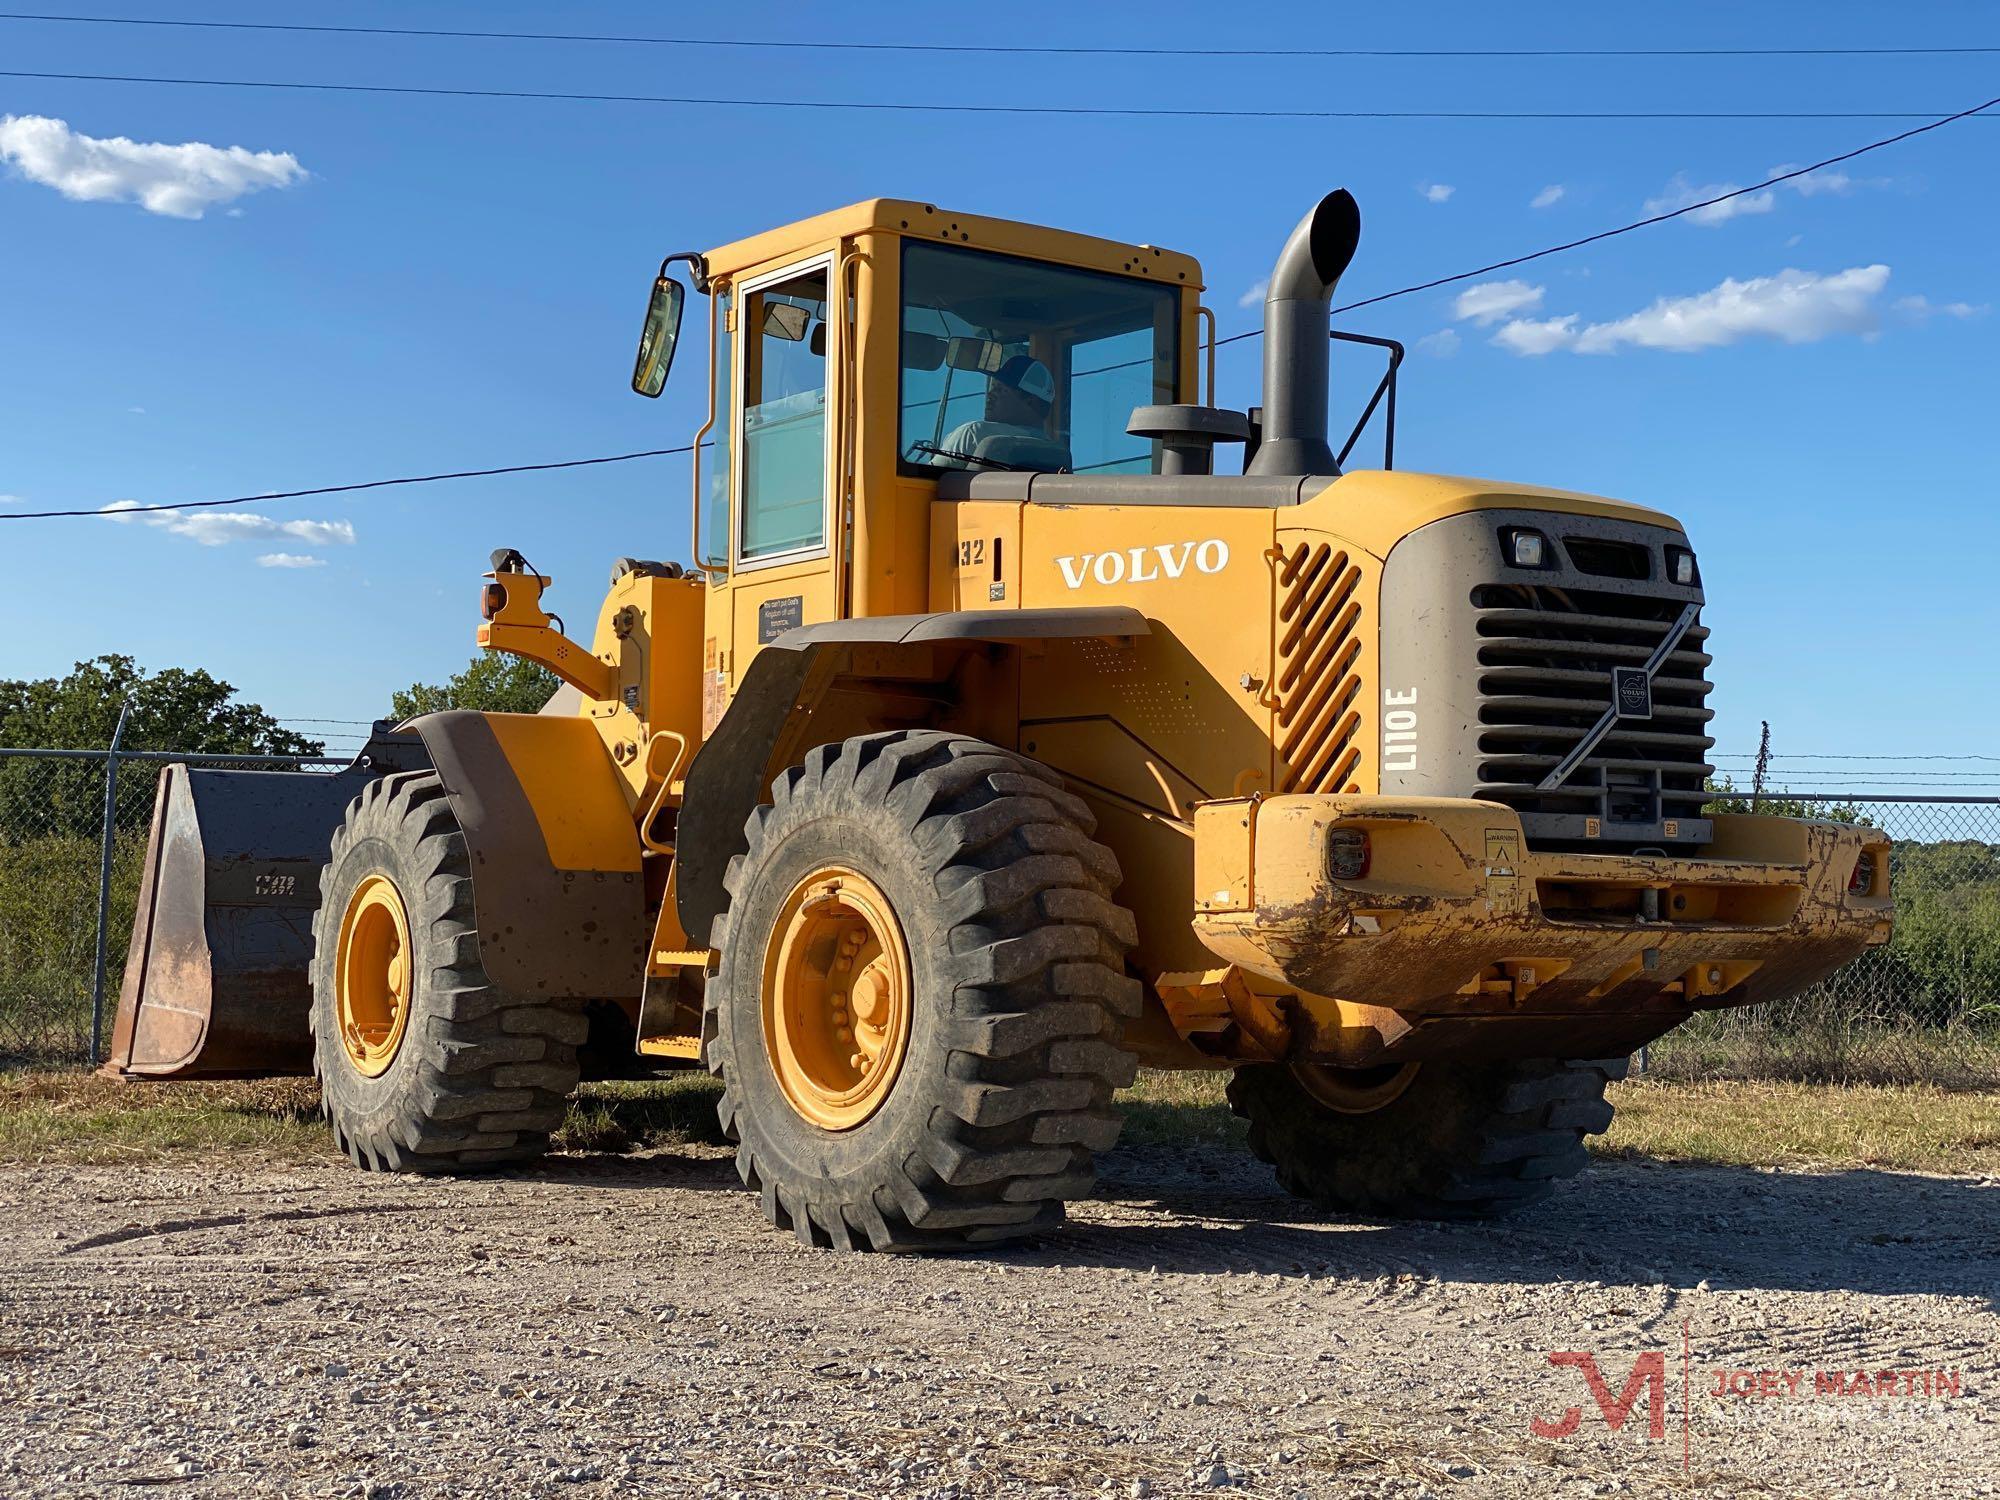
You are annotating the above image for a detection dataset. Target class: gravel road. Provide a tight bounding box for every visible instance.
[0,1139,1992,1498]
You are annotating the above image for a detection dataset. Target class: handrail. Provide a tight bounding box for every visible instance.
[689,284,727,576]
[1196,304,1217,406]
[637,729,691,854]
[1330,329,1405,471]
[833,244,863,620]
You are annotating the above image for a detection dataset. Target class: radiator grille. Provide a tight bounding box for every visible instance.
[1275,541,1365,793]
[1470,581,1713,827]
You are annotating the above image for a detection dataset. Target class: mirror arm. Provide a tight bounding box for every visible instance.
[659,250,711,295]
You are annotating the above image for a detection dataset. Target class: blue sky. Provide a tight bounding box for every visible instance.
[1,1,1995,783]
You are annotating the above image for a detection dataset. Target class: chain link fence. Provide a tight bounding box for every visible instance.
[1654,795,2000,1087]
[2,744,1996,1081]
[0,745,345,1066]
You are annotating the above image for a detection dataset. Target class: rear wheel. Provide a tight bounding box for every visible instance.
[704,731,1141,1251]
[309,771,585,1172]
[1226,1056,1626,1219]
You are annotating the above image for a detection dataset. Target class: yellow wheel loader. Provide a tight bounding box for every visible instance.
[107,191,1892,1246]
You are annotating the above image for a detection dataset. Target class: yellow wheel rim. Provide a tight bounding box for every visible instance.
[335,874,414,1078]
[761,865,913,1131]
[1293,1061,1420,1115]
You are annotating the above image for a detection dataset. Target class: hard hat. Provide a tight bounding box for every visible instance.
[995,354,1055,405]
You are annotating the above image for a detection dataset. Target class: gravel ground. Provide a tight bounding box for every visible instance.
[0,1140,1993,1498]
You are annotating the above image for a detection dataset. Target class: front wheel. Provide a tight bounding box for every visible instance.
[309,771,586,1172]
[1227,1056,1627,1219]
[703,731,1142,1251]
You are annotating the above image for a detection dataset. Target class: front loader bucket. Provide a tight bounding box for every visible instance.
[103,734,424,1080]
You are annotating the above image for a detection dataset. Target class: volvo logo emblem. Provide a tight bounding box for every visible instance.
[1612,665,1653,720]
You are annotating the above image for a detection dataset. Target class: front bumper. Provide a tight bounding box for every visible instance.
[1179,795,1891,1065]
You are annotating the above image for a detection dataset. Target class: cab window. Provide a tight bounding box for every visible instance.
[739,265,830,562]
[899,243,1178,478]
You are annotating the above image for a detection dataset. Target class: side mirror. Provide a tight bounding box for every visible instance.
[631,276,686,398]
[760,301,812,342]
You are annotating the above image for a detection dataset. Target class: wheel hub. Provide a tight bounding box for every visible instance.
[335,873,413,1078]
[762,866,912,1131]
[1292,1060,1420,1115]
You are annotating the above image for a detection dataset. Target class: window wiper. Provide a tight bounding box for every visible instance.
[905,440,1026,473]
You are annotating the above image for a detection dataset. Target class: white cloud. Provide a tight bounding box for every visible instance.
[1489,265,1895,357]
[1452,279,1544,326]
[1419,182,1455,204]
[1237,278,1268,309]
[1413,329,1460,358]
[0,114,305,219]
[1490,315,1580,356]
[1643,173,1775,227]
[1770,163,1891,199]
[257,552,328,569]
[101,501,356,548]
[1894,294,1989,323]
[1530,184,1565,209]
[1575,265,1890,353]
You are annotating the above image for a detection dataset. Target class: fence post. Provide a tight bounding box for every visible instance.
[89,701,133,1065]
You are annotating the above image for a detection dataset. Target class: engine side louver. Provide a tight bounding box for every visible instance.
[1274,541,1365,793]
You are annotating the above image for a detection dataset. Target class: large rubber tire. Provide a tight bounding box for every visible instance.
[1226,1056,1628,1219]
[309,771,586,1172]
[703,730,1142,1251]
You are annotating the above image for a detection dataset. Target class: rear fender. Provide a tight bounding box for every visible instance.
[410,710,646,1000]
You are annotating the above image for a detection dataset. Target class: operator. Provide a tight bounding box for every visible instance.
[929,354,1056,468]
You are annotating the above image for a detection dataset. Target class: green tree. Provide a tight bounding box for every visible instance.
[391,654,559,720]
[1704,775,1860,823]
[1884,840,2000,1025]
[0,654,320,757]
[0,655,322,842]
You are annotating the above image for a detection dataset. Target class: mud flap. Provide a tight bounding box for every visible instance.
[104,731,428,1079]
[408,710,648,1000]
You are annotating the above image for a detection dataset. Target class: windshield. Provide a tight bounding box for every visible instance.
[899,243,1179,477]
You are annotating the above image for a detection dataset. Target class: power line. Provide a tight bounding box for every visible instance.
[1,446,696,521]
[1168,92,1992,368]
[1329,92,2000,315]
[4,13,1997,59]
[1714,752,2000,763]
[0,68,1989,121]
[5,94,1992,526]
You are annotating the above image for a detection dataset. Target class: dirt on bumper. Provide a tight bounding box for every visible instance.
[1186,796,1892,1063]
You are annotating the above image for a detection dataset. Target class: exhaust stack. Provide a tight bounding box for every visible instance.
[1245,190,1362,476]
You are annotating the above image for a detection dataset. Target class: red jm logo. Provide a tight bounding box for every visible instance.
[1531,1351,1668,1440]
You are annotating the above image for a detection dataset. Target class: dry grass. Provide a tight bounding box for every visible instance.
[3,1066,1996,1177]
[0,1070,327,1163]
[1648,1014,2000,1091]
[1601,1077,2000,1174]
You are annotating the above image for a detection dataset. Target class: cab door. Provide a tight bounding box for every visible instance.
[724,254,842,687]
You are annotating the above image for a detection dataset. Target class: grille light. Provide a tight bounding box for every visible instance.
[1502,527,1550,569]
[1327,829,1371,881]
[1666,545,1699,586]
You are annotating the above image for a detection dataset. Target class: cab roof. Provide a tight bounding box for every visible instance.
[702,198,1205,290]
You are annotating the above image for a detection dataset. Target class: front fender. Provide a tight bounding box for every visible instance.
[409,710,646,1000]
